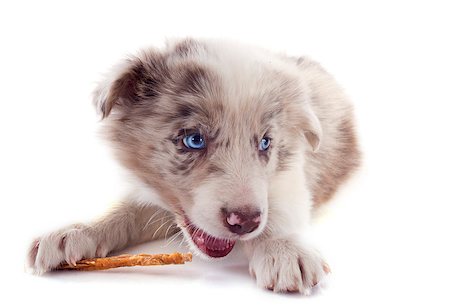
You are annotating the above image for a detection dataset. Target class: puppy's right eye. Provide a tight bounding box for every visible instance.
[182,133,206,150]
[258,137,271,151]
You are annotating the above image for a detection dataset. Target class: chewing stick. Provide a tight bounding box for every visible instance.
[57,252,192,271]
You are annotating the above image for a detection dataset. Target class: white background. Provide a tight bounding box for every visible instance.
[1,1,449,306]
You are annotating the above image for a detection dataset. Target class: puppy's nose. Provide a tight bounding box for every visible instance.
[224,210,261,235]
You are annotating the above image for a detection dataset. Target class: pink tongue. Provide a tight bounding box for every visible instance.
[192,230,235,257]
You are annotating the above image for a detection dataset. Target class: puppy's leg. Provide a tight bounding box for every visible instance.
[28,202,177,274]
[246,167,329,294]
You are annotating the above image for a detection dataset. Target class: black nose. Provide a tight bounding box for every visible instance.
[224,210,261,235]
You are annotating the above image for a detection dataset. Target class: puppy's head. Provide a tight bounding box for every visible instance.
[94,39,321,258]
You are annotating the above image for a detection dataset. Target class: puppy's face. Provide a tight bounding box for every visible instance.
[95,40,321,258]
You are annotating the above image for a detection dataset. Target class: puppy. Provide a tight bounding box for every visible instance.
[28,38,360,294]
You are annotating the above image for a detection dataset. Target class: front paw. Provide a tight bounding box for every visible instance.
[28,224,100,274]
[249,238,330,294]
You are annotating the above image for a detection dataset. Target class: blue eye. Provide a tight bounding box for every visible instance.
[183,133,206,150]
[258,137,271,151]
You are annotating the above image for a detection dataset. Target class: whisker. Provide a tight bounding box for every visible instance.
[192,227,201,239]
[165,231,182,247]
[142,209,164,231]
[144,214,171,231]
[164,224,173,240]
[152,219,173,239]
[178,235,188,248]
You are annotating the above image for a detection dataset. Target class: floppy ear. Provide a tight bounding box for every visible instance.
[93,51,166,119]
[294,56,323,152]
[92,59,139,119]
[300,101,322,152]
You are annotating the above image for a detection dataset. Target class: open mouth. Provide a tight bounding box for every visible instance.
[184,218,236,258]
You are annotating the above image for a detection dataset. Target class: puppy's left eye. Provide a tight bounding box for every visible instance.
[183,133,206,150]
[258,137,271,151]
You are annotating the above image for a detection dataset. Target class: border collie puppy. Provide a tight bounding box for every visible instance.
[29,38,360,294]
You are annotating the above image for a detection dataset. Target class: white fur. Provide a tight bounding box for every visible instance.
[124,171,169,210]
[248,236,327,294]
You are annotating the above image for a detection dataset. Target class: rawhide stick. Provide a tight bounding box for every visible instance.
[57,252,192,271]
